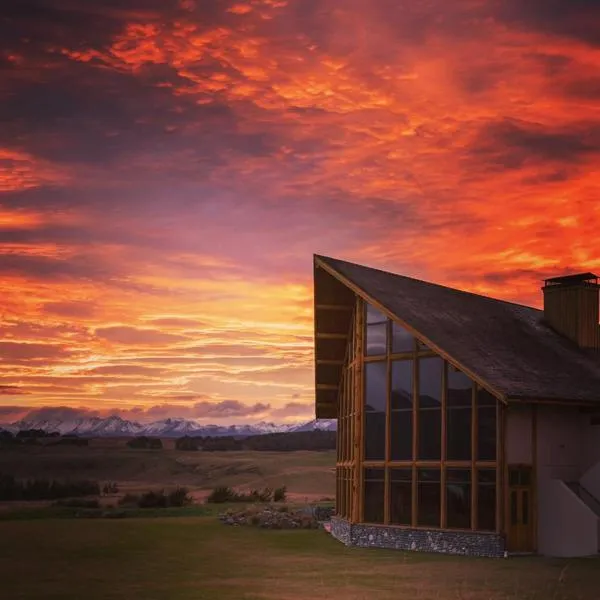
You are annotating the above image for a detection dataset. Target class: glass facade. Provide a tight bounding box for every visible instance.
[357,301,499,533]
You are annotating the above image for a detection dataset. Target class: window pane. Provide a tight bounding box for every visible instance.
[446,365,472,461]
[390,468,412,525]
[418,357,442,460]
[417,469,440,527]
[477,389,496,461]
[478,468,496,531]
[391,411,413,461]
[391,360,413,409]
[392,322,414,353]
[366,303,387,324]
[366,323,387,356]
[364,362,386,460]
[365,362,386,412]
[391,360,413,460]
[364,469,385,524]
[446,469,471,529]
[365,413,386,460]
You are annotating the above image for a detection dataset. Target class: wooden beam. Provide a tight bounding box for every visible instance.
[532,404,538,552]
[315,332,347,340]
[496,400,504,535]
[314,256,508,405]
[317,384,338,391]
[315,304,354,311]
[471,384,478,530]
[440,362,448,529]
[316,359,345,365]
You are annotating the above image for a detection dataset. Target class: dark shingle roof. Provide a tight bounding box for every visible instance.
[317,255,600,404]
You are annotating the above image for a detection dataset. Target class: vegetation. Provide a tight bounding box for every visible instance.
[0,473,100,501]
[119,487,192,509]
[126,436,163,450]
[0,517,598,600]
[206,485,287,504]
[176,430,335,452]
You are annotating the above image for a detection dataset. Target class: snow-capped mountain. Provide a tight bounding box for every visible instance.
[5,416,337,438]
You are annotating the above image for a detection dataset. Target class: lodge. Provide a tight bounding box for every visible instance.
[313,255,600,557]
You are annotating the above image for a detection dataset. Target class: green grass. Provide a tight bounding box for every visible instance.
[0,517,598,600]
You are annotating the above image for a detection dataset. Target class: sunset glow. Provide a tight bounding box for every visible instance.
[1,0,599,423]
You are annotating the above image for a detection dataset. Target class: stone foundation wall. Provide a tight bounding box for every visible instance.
[330,517,505,557]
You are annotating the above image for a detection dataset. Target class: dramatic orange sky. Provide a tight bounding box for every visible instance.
[1,0,599,423]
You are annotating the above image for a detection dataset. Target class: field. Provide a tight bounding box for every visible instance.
[0,441,336,502]
[1,516,599,600]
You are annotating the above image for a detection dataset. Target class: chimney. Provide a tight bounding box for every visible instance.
[542,272,600,349]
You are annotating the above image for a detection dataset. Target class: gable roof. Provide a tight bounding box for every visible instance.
[314,255,600,418]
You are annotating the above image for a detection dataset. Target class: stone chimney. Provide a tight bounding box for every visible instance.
[542,273,600,349]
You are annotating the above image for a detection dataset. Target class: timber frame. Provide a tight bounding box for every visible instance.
[334,295,505,536]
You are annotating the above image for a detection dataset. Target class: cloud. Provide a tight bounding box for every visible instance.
[94,326,189,345]
[0,341,72,362]
[43,301,96,318]
[0,386,29,396]
[469,119,599,171]
[270,401,313,418]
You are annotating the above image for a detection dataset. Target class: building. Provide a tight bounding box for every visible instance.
[313,255,600,557]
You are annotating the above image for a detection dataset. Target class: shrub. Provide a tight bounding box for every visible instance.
[102,482,119,495]
[207,486,235,503]
[273,485,287,502]
[0,474,100,501]
[54,498,100,509]
[126,436,163,450]
[167,487,192,507]
[137,490,168,508]
[118,493,140,507]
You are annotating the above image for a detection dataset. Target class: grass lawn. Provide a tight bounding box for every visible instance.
[1,517,598,600]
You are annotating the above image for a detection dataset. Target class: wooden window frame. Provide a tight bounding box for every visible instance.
[353,302,502,535]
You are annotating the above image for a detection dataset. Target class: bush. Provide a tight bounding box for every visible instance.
[102,482,119,495]
[126,436,163,450]
[206,486,235,503]
[54,498,100,509]
[273,486,287,502]
[118,488,192,509]
[0,474,100,501]
[167,487,192,507]
[137,490,167,508]
[118,493,140,507]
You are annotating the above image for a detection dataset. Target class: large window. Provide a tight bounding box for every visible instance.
[391,360,413,460]
[364,468,385,523]
[389,468,412,525]
[418,357,442,460]
[417,468,441,527]
[477,469,496,531]
[359,302,500,534]
[446,366,472,461]
[446,469,471,529]
[477,388,497,461]
[366,304,387,356]
[364,361,386,460]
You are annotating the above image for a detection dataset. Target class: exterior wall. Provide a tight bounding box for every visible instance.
[330,517,504,557]
[581,416,600,487]
[506,405,533,464]
[536,405,599,556]
[537,479,598,557]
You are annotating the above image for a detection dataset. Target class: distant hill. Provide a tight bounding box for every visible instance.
[2,416,337,438]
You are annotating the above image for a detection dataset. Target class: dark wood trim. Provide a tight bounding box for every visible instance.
[532,404,538,552]
[316,332,347,340]
[314,256,508,404]
[316,359,345,365]
[316,384,339,391]
[496,401,504,535]
[471,384,478,530]
[315,304,354,311]
[440,362,448,529]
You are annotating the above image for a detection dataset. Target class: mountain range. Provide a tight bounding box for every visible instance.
[0,415,337,438]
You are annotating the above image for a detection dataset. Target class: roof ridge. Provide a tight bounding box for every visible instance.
[315,254,540,313]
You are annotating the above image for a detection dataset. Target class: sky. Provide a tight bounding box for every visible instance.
[1,0,599,424]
